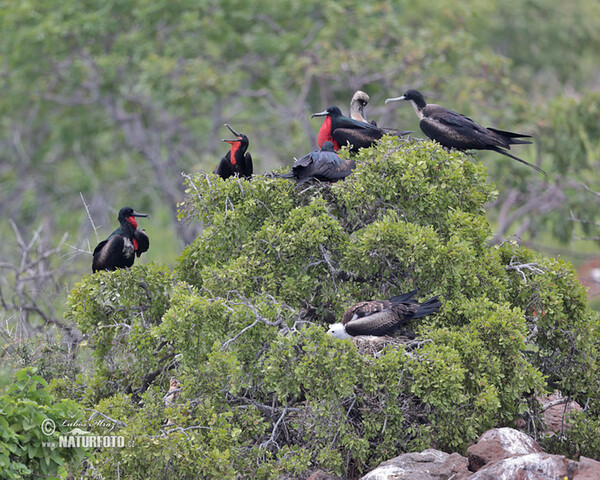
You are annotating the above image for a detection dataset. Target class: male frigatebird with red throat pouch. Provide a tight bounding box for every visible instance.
[279,141,356,184]
[385,89,545,175]
[312,105,411,154]
[213,124,253,180]
[92,206,150,272]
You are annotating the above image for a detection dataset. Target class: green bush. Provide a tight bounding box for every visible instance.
[65,137,600,477]
[0,368,86,479]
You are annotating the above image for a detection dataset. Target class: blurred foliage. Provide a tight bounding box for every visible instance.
[57,139,600,478]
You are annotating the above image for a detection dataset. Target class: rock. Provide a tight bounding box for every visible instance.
[539,391,582,435]
[468,452,569,479]
[304,470,341,480]
[360,448,470,480]
[467,427,542,472]
[571,456,600,480]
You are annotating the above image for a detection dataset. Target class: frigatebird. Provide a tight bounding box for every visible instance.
[350,91,373,124]
[279,141,356,184]
[213,124,253,179]
[385,89,545,175]
[92,206,150,273]
[312,105,411,154]
[327,291,441,339]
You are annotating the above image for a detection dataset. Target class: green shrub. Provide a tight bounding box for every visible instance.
[0,368,86,479]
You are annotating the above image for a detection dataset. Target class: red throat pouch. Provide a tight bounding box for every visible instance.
[127,217,138,229]
[317,117,339,150]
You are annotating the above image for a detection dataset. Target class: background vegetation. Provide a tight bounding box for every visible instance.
[1,0,600,478]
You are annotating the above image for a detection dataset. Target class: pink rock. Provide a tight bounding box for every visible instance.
[572,456,600,480]
[539,391,582,435]
[467,428,542,472]
[360,448,470,480]
[469,453,569,480]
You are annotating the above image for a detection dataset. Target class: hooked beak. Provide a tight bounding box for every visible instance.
[311,109,330,118]
[221,123,243,143]
[385,95,406,104]
[132,210,150,219]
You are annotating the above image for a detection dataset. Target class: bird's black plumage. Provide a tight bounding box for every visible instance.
[92,207,150,272]
[312,106,410,154]
[385,89,545,174]
[279,141,356,184]
[213,124,253,179]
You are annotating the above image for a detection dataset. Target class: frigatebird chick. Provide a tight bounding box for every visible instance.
[385,89,545,175]
[350,91,373,124]
[213,124,253,180]
[312,106,411,154]
[92,206,150,273]
[279,141,356,185]
[327,291,441,339]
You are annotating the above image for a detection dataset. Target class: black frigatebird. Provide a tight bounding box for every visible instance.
[312,106,410,154]
[213,124,253,180]
[279,141,356,184]
[92,206,150,273]
[327,291,441,339]
[385,89,545,175]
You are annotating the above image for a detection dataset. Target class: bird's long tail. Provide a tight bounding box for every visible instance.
[413,296,442,318]
[489,146,546,175]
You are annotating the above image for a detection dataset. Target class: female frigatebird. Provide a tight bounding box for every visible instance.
[92,206,150,272]
[312,105,411,153]
[279,141,356,184]
[385,89,545,175]
[213,124,253,179]
[327,291,441,339]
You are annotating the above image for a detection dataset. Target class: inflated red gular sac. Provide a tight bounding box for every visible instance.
[213,124,253,180]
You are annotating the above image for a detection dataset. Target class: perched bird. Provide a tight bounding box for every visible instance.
[312,106,410,154]
[385,89,545,174]
[279,142,356,184]
[164,377,181,407]
[92,206,150,273]
[213,124,253,179]
[164,377,181,426]
[349,90,373,124]
[327,291,441,339]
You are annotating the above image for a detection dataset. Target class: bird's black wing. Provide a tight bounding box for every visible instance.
[92,235,124,272]
[344,309,405,336]
[213,153,235,179]
[422,111,488,148]
[333,128,383,152]
[241,153,253,178]
[134,230,150,257]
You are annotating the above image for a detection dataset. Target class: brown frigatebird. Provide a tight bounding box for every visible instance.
[279,141,356,184]
[213,124,253,179]
[312,105,410,154]
[327,291,441,339]
[385,89,545,175]
[92,206,150,272]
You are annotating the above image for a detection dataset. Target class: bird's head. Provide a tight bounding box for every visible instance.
[118,206,149,229]
[327,323,352,339]
[385,89,426,109]
[311,106,342,119]
[221,123,249,148]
